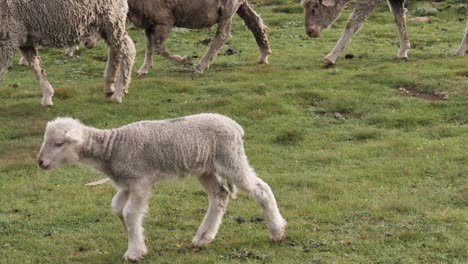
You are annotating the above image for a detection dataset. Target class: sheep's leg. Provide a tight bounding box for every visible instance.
[236,2,271,64]
[323,1,380,65]
[194,18,233,74]
[113,35,135,103]
[0,42,18,80]
[103,47,118,97]
[136,30,155,76]
[19,46,54,106]
[122,184,150,261]
[103,19,136,103]
[455,24,468,57]
[389,0,410,59]
[64,45,80,58]
[152,26,192,64]
[192,173,229,248]
[111,187,130,236]
[218,159,286,242]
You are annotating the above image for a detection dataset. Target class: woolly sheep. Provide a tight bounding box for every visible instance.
[301,0,409,65]
[455,24,467,57]
[0,0,135,106]
[127,0,271,75]
[37,114,287,261]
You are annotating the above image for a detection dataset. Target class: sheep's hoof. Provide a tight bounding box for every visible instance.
[321,58,335,66]
[41,98,54,107]
[105,92,114,98]
[181,56,193,65]
[136,70,149,76]
[397,56,408,61]
[111,95,123,104]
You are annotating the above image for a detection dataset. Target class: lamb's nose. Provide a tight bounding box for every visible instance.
[306,28,320,38]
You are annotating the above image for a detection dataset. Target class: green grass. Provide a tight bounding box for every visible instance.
[1,2,467,263]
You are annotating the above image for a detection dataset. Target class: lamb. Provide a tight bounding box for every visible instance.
[455,24,467,57]
[37,114,287,261]
[0,0,135,106]
[126,0,271,75]
[301,0,410,65]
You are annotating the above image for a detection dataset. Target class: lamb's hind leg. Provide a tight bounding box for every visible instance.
[19,45,54,106]
[111,187,130,236]
[455,24,468,57]
[194,18,233,73]
[218,158,286,242]
[389,0,410,59]
[323,1,380,65]
[192,173,229,248]
[237,1,271,64]
[122,184,151,261]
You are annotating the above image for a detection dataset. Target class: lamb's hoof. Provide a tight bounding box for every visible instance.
[192,235,214,249]
[123,248,147,262]
[270,220,287,243]
[397,56,408,61]
[105,91,114,98]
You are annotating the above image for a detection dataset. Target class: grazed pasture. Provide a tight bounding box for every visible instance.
[0,1,466,263]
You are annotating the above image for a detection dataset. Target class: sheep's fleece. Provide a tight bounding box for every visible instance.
[37,114,286,261]
[0,0,135,105]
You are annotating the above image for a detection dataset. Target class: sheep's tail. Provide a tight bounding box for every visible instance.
[226,180,238,200]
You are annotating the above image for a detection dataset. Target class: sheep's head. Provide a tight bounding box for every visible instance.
[301,0,348,38]
[37,118,85,170]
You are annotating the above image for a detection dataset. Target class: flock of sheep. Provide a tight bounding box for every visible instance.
[1,0,466,261]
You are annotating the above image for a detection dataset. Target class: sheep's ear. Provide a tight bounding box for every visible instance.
[322,0,335,7]
[64,129,84,144]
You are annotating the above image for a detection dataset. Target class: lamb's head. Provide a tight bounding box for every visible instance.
[37,118,86,170]
[301,0,348,38]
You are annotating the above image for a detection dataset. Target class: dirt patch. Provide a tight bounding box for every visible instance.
[398,86,448,101]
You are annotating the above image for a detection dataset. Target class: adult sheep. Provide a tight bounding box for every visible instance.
[455,24,467,57]
[127,0,271,75]
[37,114,287,261]
[0,0,135,106]
[301,0,410,65]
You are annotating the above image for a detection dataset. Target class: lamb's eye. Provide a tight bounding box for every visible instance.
[55,142,64,147]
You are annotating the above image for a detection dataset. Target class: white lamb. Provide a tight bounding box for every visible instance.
[37,114,287,261]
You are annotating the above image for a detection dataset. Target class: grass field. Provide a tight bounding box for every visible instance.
[0,1,467,263]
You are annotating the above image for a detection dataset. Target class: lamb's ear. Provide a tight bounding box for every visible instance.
[64,128,84,144]
[322,0,335,7]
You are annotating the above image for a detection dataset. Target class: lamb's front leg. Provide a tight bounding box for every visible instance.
[194,18,233,74]
[389,0,410,59]
[323,1,379,65]
[455,25,468,57]
[122,184,151,261]
[19,46,54,106]
[192,173,229,248]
